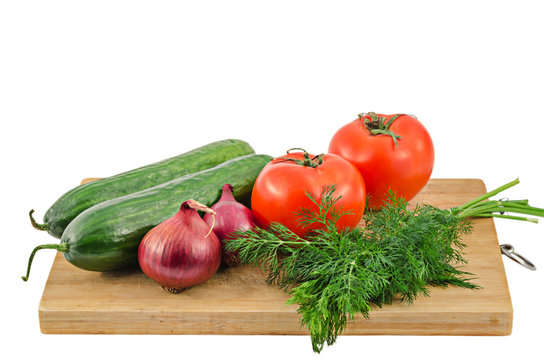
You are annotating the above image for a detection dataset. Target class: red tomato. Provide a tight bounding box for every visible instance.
[251,149,366,237]
[328,112,434,209]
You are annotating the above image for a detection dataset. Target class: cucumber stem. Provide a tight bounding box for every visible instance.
[22,243,68,282]
[29,209,49,231]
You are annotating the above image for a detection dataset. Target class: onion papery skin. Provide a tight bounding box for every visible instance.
[204,184,256,266]
[138,201,221,292]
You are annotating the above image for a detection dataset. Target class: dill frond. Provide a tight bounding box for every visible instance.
[226,186,480,353]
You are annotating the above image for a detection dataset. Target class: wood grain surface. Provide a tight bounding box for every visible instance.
[38,179,513,335]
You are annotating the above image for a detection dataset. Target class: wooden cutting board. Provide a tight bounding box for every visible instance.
[38,179,513,336]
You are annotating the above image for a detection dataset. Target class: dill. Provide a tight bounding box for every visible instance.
[225,178,544,353]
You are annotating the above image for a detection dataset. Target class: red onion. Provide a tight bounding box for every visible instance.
[138,199,221,293]
[204,183,256,266]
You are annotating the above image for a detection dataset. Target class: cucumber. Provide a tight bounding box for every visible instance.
[22,154,272,279]
[30,139,255,238]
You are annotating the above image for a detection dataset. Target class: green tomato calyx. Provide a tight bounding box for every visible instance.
[359,112,403,147]
[275,148,324,168]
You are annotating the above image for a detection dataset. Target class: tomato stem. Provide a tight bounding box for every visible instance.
[276,148,324,168]
[359,112,403,147]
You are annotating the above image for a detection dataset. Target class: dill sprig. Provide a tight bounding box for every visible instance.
[225,179,544,353]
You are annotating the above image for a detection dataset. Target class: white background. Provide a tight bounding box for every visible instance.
[1,1,543,359]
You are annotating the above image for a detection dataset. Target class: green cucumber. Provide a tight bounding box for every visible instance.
[30,139,255,238]
[22,154,272,279]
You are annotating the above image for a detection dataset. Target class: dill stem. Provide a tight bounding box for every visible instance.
[470,213,539,223]
[278,240,331,248]
[460,204,544,219]
[455,178,544,223]
[505,199,530,206]
[465,199,529,211]
[502,202,544,215]
[490,206,543,217]
[458,178,520,211]
[459,201,501,217]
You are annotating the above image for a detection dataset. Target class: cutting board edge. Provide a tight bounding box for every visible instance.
[38,309,513,336]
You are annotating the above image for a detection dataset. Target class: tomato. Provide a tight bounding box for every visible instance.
[251,149,366,237]
[328,112,434,209]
